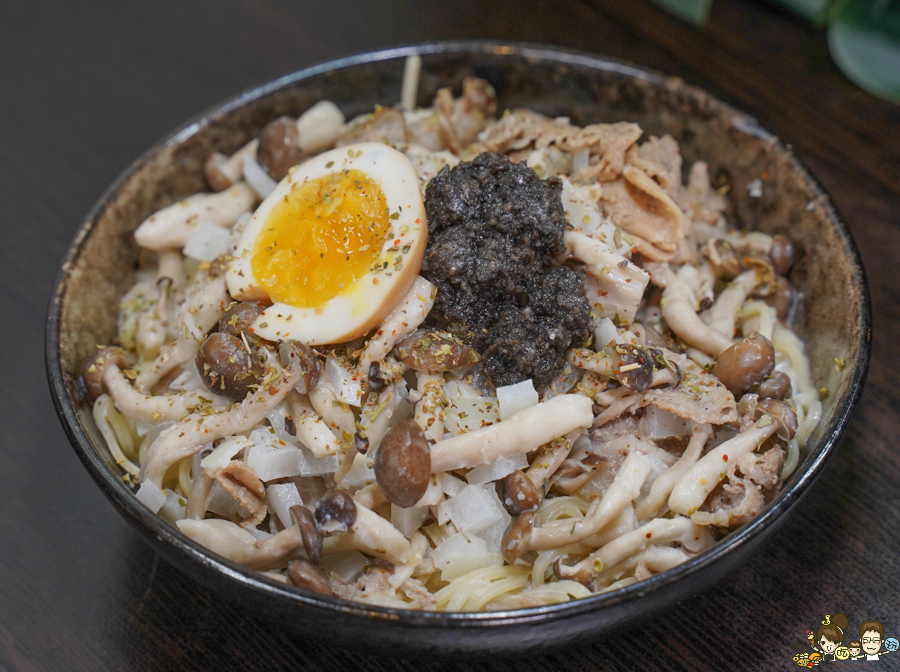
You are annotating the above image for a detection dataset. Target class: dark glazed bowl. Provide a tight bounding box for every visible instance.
[46,43,870,657]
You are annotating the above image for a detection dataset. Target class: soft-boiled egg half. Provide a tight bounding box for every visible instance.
[227,142,427,345]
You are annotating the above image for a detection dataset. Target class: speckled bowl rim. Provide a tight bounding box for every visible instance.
[46,41,871,637]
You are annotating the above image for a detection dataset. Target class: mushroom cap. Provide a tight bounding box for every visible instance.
[754,398,798,441]
[314,489,357,534]
[287,559,332,596]
[373,419,431,508]
[82,346,128,400]
[712,333,775,398]
[500,470,542,516]
[552,557,594,587]
[289,505,324,565]
[500,511,537,567]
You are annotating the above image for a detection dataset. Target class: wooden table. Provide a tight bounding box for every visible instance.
[4,0,898,669]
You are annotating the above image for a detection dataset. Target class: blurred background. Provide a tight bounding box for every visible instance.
[2,1,898,671]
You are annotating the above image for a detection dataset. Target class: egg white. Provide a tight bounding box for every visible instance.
[226,142,427,345]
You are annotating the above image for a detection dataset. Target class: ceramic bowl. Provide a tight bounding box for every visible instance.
[46,42,870,656]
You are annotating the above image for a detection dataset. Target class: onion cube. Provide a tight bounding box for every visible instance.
[441,484,504,534]
[497,379,539,421]
[246,443,303,481]
[205,481,240,518]
[391,503,430,538]
[266,482,304,529]
[464,453,529,486]
[136,480,167,513]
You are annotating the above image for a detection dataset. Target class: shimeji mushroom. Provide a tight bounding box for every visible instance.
[662,265,734,357]
[634,423,714,521]
[82,346,229,423]
[134,276,230,393]
[140,344,308,487]
[667,399,797,517]
[500,451,652,566]
[176,503,322,572]
[429,394,594,473]
[554,515,714,587]
[702,270,759,338]
[357,276,435,389]
[204,139,260,191]
[321,502,412,565]
[134,183,256,251]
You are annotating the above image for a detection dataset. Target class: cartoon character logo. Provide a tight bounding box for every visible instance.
[793,614,895,665]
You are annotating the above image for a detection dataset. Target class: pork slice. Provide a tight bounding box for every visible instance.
[626,135,682,200]
[641,352,738,425]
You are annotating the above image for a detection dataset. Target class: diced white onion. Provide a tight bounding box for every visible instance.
[158,490,187,523]
[183,221,234,262]
[594,317,623,350]
[136,480,167,513]
[497,379,539,421]
[205,480,240,518]
[445,396,499,435]
[441,473,467,498]
[341,452,375,489]
[246,442,303,482]
[323,356,364,407]
[321,550,369,583]
[391,504,430,537]
[464,453,529,486]
[266,483,304,529]
[439,484,504,534]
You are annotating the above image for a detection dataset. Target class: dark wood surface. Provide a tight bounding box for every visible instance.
[3,0,899,669]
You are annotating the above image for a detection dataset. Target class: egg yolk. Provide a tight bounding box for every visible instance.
[251,169,391,308]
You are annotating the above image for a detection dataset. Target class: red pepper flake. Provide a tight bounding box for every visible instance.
[762,171,769,180]
[723,454,728,461]
[646,532,652,538]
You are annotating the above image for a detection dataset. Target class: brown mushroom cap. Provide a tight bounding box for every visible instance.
[195,332,265,400]
[204,152,236,192]
[257,116,302,181]
[712,333,776,398]
[756,371,792,400]
[314,489,357,534]
[219,301,265,347]
[765,275,795,322]
[289,505,324,565]
[286,559,332,596]
[500,512,537,567]
[82,346,129,400]
[611,343,655,393]
[392,329,480,373]
[374,419,431,508]
[753,398,798,441]
[769,235,796,276]
[500,470,542,516]
[552,557,593,587]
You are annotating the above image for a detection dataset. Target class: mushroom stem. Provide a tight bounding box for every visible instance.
[102,363,228,423]
[560,516,712,583]
[175,518,306,570]
[413,371,446,442]
[134,182,257,250]
[525,431,579,491]
[667,421,778,516]
[528,451,651,552]
[357,276,435,388]
[702,270,758,338]
[185,471,215,520]
[430,394,594,473]
[662,265,733,357]
[634,423,713,521]
[140,348,303,487]
[286,391,341,458]
[135,277,229,393]
[204,139,259,191]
